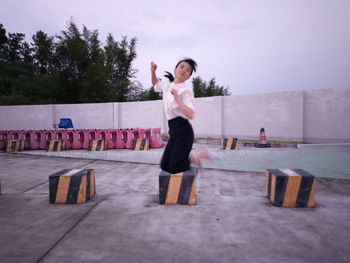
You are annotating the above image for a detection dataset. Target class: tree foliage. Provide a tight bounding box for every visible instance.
[0,20,230,105]
[0,20,139,105]
[192,76,230,97]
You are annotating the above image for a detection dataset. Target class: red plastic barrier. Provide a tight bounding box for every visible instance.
[146,128,151,138]
[150,128,163,148]
[0,130,8,150]
[82,130,97,149]
[72,129,84,150]
[52,129,66,141]
[30,130,41,150]
[7,130,22,140]
[115,129,126,149]
[139,128,151,139]
[97,129,110,148]
[21,130,31,150]
[64,130,74,150]
[102,129,117,150]
[39,130,54,150]
[133,128,139,139]
[125,129,135,149]
[98,129,107,143]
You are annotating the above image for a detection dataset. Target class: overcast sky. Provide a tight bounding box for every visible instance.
[1,0,350,95]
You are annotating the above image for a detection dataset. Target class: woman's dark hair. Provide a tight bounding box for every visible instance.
[164,58,198,82]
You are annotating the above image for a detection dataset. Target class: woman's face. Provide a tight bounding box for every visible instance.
[174,61,192,83]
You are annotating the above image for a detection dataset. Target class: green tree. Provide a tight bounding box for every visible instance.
[192,76,230,97]
[79,26,111,103]
[0,24,8,62]
[7,32,26,62]
[0,25,36,105]
[104,34,138,102]
[54,20,91,103]
[1,20,230,105]
[141,86,162,101]
[32,30,54,74]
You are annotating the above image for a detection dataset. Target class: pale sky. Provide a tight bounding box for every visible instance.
[1,0,350,95]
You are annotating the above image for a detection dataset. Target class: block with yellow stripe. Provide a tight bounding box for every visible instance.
[266,169,315,208]
[46,140,65,152]
[159,170,196,205]
[221,137,239,150]
[6,140,24,153]
[89,139,105,151]
[133,138,149,150]
[49,169,96,204]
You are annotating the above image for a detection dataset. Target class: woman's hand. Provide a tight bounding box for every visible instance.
[151,61,157,72]
[151,61,158,86]
[171,89,194,119]
[171,89,181,104]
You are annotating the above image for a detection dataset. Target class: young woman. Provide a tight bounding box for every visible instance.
[151,58,213,174]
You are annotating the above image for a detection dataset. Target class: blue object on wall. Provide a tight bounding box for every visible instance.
[58,118,74,129]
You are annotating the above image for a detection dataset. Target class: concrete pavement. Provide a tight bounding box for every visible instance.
[1,150,350,263]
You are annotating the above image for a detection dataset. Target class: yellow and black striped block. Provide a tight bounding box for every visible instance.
[6,140,24,153]
[133,138,149,150]
[89,139,105,151]
[46,140,65,152]
[159,170,196,205]
[266,169,315,208]
[221,137,239,150]
[49,169,96,204]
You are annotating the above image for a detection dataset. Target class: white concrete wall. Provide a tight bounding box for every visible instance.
[0,104,53,130]
[54,103,115,129]
[304,88,350,143]
[0,88,349,143]
[119,100,164,130]
[190,96,223,138]
[221,90,304,141]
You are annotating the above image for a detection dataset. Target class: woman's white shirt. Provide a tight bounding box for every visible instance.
[154,79,195,120]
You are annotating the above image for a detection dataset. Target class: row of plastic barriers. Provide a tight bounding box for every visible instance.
[0,128,163,150]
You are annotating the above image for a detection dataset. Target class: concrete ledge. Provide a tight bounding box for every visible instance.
[297,143,350,149]
[5,143,350,180]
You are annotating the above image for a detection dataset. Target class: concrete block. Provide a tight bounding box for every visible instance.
[159,170,196,205]
[89,139,105,151]
[46,140,65,152]
[221,137,239,150]
[49,169,96,204]
[266,169,315,208]
[133,138,149,150]
[6,140,24,152]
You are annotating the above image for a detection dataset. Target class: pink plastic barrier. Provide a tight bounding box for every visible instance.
[115,129,126,149]
[7,130,21,141]
[150,128,163,148]
[139,128,151,139]
[21,130,31,150]
[125,129,135,149]
[0,130,8,150]
[82,130,98,149]
[98,129,106,141]
[39,130,54,150]
[72,130,84,150]
[64,130,74,150]
[133,129,139,139]
[102,129,117,150]
[29,130,41,150]
[1,128,163,150]
[52,130,66,141]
